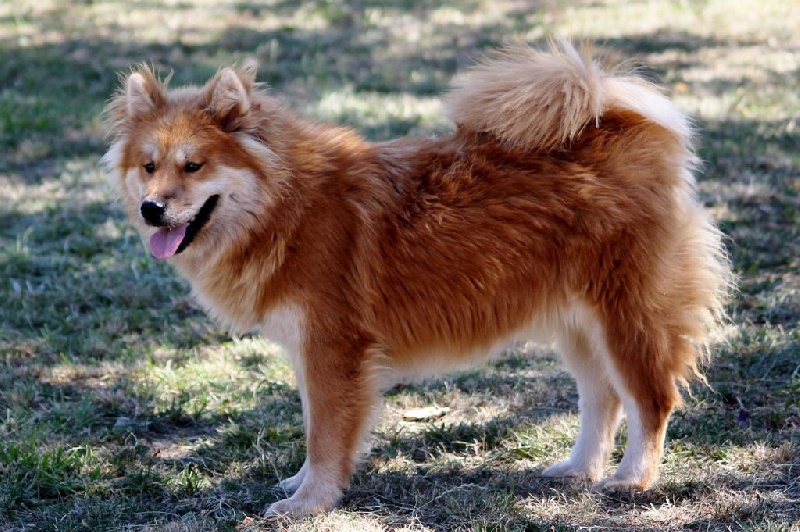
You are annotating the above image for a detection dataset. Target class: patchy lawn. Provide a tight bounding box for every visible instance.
[1,0,798,530]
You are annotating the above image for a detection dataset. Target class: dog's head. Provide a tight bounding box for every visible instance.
[102,66,279,260]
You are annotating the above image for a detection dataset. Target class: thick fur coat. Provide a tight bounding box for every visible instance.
[103,40,732,515]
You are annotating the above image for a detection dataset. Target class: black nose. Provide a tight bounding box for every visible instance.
[140,199,167,226]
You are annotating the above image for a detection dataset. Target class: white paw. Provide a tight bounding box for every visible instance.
[275,464,307,494]
[275,474,302,495]
[265,473,342,516]
[542,459,602,482]
[265,491,338,517]
[592,473,649,492]
[266,496,312,517]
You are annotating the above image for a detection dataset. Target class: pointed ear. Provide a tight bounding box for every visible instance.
[125,69,163,117]
[204,68,254,130]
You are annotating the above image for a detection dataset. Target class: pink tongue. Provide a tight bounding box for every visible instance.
[149,224,188,259]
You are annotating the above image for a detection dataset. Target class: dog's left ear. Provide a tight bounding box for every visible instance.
[204,67,256,131]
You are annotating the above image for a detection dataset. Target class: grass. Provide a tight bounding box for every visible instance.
[1,0,798,529]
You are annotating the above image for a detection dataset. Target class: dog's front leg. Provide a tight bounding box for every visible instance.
[266,339,377,516]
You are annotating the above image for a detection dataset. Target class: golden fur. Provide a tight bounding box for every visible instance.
[103,39,732,515]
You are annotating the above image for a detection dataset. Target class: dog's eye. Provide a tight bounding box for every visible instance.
[144,162,155,174]
[184,162,204,173]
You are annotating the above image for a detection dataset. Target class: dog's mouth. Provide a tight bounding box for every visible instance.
[149,195,219,259]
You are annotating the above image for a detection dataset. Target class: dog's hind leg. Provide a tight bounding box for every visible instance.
[593,322,683,491]
[265,338,379,516]
[543,326,622,482]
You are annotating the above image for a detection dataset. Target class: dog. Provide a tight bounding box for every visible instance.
[102,40,732,515]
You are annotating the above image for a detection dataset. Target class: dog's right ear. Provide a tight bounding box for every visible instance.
[124,68,164,117]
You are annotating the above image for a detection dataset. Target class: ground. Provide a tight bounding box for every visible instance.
[0,0,798,530]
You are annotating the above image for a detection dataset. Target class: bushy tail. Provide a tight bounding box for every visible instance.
[671,200,735,385]
[446,38,693,151]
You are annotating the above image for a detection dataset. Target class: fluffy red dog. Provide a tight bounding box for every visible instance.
[103,40,732,515]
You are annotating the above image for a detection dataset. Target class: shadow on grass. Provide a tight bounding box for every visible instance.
[0,205,224,362]
[2,4,800,529]
[337,447,799,529]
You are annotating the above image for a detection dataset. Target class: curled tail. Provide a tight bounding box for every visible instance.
[446,38,693,151]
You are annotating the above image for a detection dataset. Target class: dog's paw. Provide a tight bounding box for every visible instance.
[542,460,602,482]
[264,476,342,517]
[265,492,337,517]
[265,497,311,517]
[591,474,649,492]
[275,474,303,494]
[275,463,308,494]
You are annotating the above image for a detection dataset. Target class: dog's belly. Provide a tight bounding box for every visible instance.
[255,300,592,394]
[375,313,559,390]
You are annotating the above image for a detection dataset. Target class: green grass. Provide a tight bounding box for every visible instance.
[1,0,799,530]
